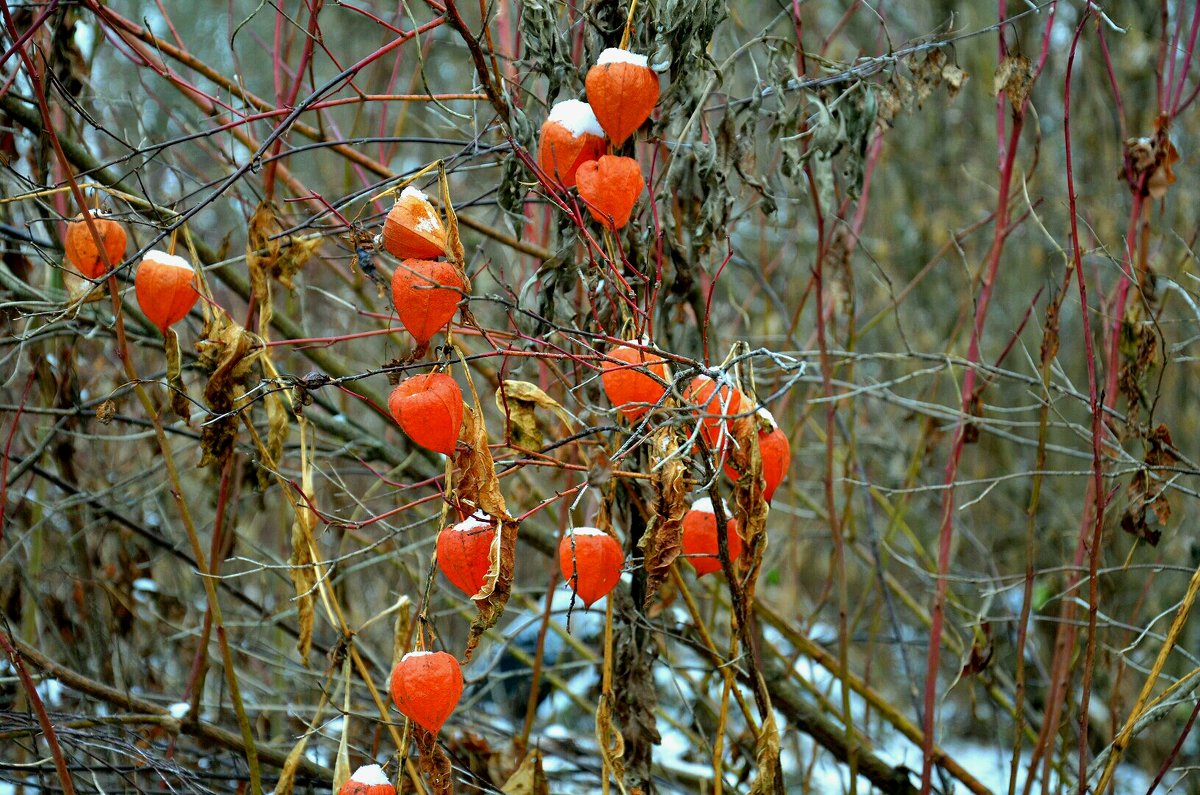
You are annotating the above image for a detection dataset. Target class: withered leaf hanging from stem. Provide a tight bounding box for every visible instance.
[638,425,687,607]
[452,405,518,660]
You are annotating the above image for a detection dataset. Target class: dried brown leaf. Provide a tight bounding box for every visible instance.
[95,399,115,425]
[416,727,454,795]
[595,692,626,790]
[731,418,769,602]
[494,380,574,450]
[289,491,317,666]
[247,201,321,291]
[196,315,259,468]
[747,712,783,794]
[638,426,687,606]
[452,406,519,659]
[993,54,1033,111]
[164,328,192,422]
[500,749,548,795]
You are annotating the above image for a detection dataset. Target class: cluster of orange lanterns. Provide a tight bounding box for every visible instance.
[537,47,661,228]
[62,46,791,768]
[64,212,200,333]
[376,47,792,751]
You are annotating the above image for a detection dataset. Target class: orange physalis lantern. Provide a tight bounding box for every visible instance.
[391,259,464,346]
[724,408,791,502]
[558,527,623,608]
[389,651,463,734]
[388,373,463,456]
[135,250,199,332]
[338,765,396,795]
[600,341,668,420]
[437,512,497,597]
[585,48,660,146]
[64,212,127,279]
[575,155,644,230]
[684,375,747,452]
[382,187,446,260]
[681,497,743,577]
[538,100,606,189]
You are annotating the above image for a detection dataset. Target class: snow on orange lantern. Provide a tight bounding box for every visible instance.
[391,259,464,346]
[389,651,463,734]
[135,250,200,333]
[585,48,660,146]
[381,187,446,260]
[537,100,606,188]
[437,512,498,597]
[558,527,623,608]
[338,765,396,795]
[684,374,747,453]
[388,373,463,456]
[724,407,791,502]
[574,155,644,230]
[681,497,743,577]
[64,212,127,279]
[600,340,668,420]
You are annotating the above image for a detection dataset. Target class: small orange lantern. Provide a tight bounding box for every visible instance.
[724,408,791,502]
[135,250,199,332]
[681,497,744,577]
[338,765,396,795]
[558,527,623,608]
[388,373,463,455]
[64,212,127,279]
[585,48,660,146]
[575,155,644,229]
[381,187,446,260]
[391,259,464,346]
[600,341,668,420]
[538,100,607,188]
[437,512,498,597]
[389,651,463,734]
[684,375,747,452]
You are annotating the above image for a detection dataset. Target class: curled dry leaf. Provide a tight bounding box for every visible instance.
[452,406,519,659]
[500,749,549,795]
[638,426,688,606]
[164,328,192,422]
[494,379,574,449]
[730,416,770,601]
[197,314,261,469]
[747,712,783,794]
[289,485,317,666]
[247,201,322,290]
[993,54,1033,111]
[415,727,454,795]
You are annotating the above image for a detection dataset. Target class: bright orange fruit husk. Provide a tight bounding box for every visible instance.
[135,250,199,332]
[65,212,127,279]
[558,528,623,607]
[388,373,464,455]
[389,651,464,733]
[382,188,446,260]
[538,101,606,188]
[585,50,660,146]
[600,342,668,420]
[681,500,744,577]
[684,375,747,452]
[437,513,497,597]
[575,155,644,229]
[391,259,465,345]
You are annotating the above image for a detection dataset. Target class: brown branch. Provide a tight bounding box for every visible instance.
[443,0,511,125]
[8,635,334,783]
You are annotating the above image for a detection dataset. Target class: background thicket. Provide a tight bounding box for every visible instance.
[1,1,1198,793]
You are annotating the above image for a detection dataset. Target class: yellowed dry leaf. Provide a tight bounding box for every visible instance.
[500,749,549,795]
